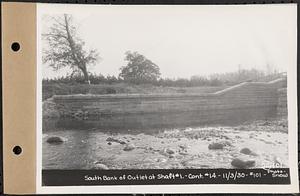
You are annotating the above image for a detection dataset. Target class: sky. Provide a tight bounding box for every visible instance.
[39,4,297,79]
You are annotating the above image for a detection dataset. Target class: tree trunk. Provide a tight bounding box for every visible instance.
[64,15,90,84]
[81,66,90,84]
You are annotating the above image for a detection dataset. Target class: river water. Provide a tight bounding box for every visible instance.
[42,115,288,170]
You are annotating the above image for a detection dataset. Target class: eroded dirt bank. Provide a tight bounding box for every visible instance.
[43,119,288,170]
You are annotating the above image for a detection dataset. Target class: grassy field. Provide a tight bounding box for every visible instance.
[43,83,226,100]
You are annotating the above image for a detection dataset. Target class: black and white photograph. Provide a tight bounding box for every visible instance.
[37,3,298,193]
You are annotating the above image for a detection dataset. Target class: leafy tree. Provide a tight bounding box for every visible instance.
[119,51,161,83]
[42,14,99,83]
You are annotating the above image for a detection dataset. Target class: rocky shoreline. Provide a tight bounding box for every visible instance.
[43,118,288,170]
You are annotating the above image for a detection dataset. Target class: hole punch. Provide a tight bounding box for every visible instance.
[11,42,20,52]
[12,146,22,155]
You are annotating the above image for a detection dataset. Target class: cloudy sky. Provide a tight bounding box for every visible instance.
[39,4,297,79]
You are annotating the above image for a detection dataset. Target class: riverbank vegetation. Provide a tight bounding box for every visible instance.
[42,14,285,100]
[42,69,284,100]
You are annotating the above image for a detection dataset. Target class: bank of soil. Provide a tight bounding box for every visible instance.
[43,119,288,169]
[43,98,59,118]
[43,83,225,100]
[42,85,225,118]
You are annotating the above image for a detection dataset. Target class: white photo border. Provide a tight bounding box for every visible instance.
[36,3,299,194]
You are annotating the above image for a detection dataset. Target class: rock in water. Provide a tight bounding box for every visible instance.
[179,144,187,150]
[231,158,255,168]
[240,148,252,155]
[165,148,175,154]
[118,140,127,145]
[208,143,224,150]
[123,143,135,151]
[240,148,258,156]
[106,137,126,145]
[106,137,114,142]
[46,136,64,144]
[94,162,109,170]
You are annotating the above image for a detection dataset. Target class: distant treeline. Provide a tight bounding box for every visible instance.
[43,69,285,87]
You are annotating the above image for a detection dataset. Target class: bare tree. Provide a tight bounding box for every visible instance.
[42,14,99,83]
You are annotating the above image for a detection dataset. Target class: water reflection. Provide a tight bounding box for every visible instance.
[43,107,277,134]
